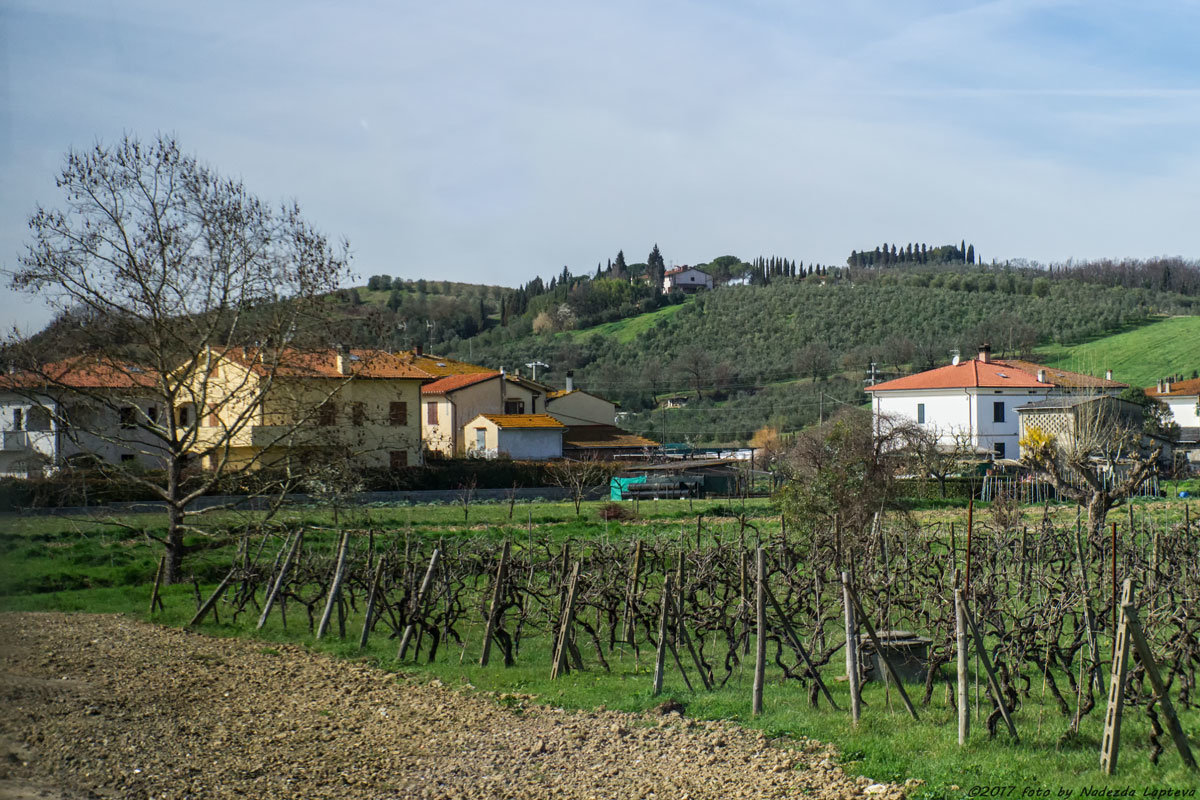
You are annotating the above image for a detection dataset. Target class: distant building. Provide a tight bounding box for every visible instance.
[1147,377,1200,442]
[421,370,546,457]
[663,266,713,294]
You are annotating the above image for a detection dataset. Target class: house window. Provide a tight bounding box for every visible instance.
[916,403,925,424]
[119,406,137,429]
[993,442,1006,459]
[147,405,159,425]
[427,402,438,424]
[389,450,408,469]
[205,406,219,427]
[389,402,408,426]
[993,401,1005,423]
[317,402,336,426]
[351,402,366,427]
[178,405,191,426]
[504,400,525,414]
[12,408,22,430]
[475,428,487,450]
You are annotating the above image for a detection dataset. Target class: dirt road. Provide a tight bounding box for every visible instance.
[0,613,902,799]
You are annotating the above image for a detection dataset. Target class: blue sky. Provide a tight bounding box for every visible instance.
[3,0,1199,332]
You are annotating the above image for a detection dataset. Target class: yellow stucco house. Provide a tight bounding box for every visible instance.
[185,347,432,471]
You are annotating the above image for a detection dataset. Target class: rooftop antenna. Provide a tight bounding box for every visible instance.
[525,360,549,382]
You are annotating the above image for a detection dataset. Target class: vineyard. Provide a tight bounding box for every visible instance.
[144,499,1200,790]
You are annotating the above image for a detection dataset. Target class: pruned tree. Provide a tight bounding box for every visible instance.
[547,456,614,515]
[672,346,713,401]
[4,134,351,582]
[794,342,834,383]
[1019,397,1161,543]
[914,428,977,498]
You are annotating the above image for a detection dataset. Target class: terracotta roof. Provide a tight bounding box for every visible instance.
[393,350,494,378]
[563,425,658,449]
[478,413,566,429]
[1147,378,1200,398]
[220,348,432,380]
[865,358,1126,392]
[422,371,500,395]
[664,266,708,277]
[0,357,158,391]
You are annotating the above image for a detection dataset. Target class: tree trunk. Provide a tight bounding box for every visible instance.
[1087,492,1110,545]
[165,503,186,585]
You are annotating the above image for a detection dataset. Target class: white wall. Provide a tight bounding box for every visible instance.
[1164,395,1200,428]
[497,428,563,460]
[873,387,1051,458]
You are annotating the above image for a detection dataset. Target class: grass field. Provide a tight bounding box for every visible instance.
[3,494,1199,798]
[1034,316,1200,387]
[560,301,688,344]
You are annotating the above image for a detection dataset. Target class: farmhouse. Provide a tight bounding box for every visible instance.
[865,345,1126,460]
[187,347,430,470]
[462,413,565,460]
[662,266,714,294]
[0,357,163,478]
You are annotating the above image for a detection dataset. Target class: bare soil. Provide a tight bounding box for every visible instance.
[0,613,904,799]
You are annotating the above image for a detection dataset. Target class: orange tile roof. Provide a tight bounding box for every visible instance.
[1147,378,1200,397]
[422,371,500,395]
[393,349,494,378]
[865,358,1126,392]
[220,348,432,380]
[479,413,566,429]
[0,357,158,390]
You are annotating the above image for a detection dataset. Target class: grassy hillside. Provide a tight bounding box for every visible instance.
[559,302,686,345]
[1034,316,1200,387]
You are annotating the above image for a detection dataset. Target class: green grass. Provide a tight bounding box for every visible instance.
[559,301,688,344]
[4,497,1200,797]
[1033,316,1200,387]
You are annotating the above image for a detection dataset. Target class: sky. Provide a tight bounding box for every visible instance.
[3,0,1199,333]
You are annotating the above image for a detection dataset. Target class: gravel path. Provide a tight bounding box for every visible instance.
[0,613,905,800]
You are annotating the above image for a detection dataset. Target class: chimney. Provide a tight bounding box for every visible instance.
[415,344,423,357]
[500,367,507,405]
[565,370,574,392]
[978,343,992,364]
[1105,369,1113,381]
[1165,379,1172,393]
[1037,369,1046,383]
[336,345,351,376]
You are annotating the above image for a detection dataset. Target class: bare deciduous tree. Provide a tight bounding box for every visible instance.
[547,456,614,515]
[4,134,351,582]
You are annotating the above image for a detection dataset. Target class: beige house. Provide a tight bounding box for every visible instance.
[187,347,431,470]
[421,370,547,457]
[1015,395,1145,459]
[545,384,616,427]
[463,413,565,460]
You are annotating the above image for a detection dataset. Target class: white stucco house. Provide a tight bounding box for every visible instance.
[0,358,165,478]
[421,370,547,457]
[1147,377,1200,437]
[462,413,565,460]
[663,266,713,294]
[864,345,1127,461]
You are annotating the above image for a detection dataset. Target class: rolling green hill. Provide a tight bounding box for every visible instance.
[1034,316,1200,388]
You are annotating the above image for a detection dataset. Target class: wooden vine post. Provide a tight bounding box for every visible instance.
[550,562,580,679]
[396,548,441,660]
[622,540,643,647]
[955,579,969,745]
[842,570,861,725]
[316,532,350,640]
[652,573,674,697]
[752,547,766,716]
[960,591,1019,741]
[1101,579,1133,775]
[257,530,302,631]
[358,555,386,650]
[148,555,166,614]
[1123,594,1197,771]
[849,585,919,720]
[188,569,236,627]
[479,540,511,667]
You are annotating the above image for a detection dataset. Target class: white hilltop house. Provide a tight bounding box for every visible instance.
[864,345,1127,461]
[662,266,713,294]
